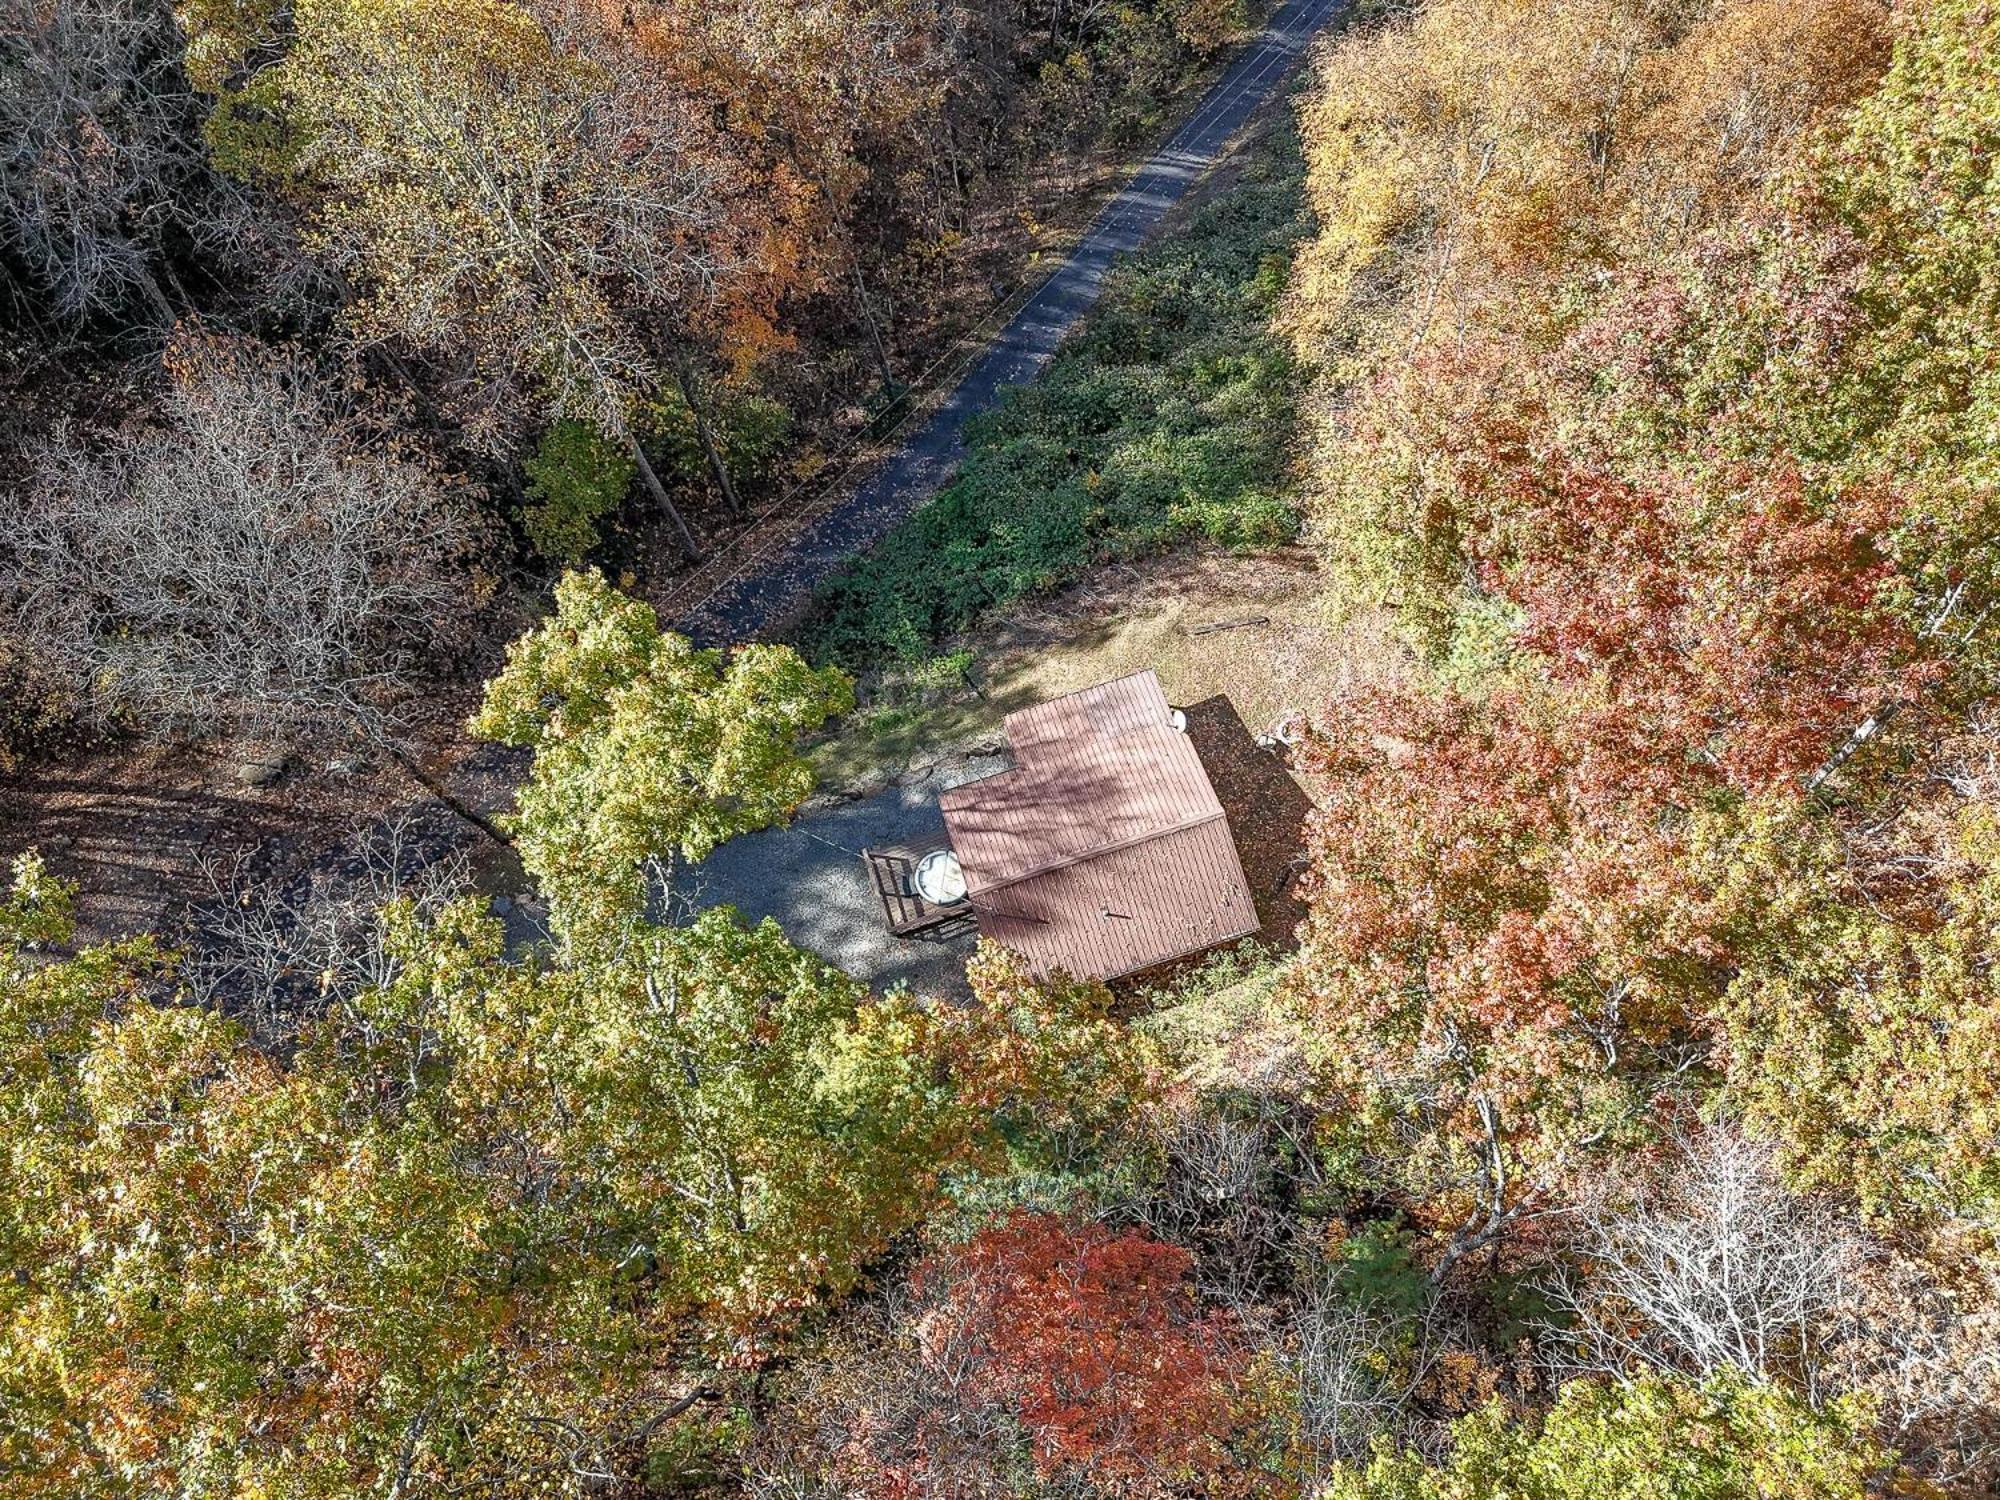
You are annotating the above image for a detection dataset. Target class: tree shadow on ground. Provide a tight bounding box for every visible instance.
[1182,693,1311,950]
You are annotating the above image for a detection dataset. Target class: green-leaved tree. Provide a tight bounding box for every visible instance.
[1327,1375,1887,1500]
[471,568,852,942]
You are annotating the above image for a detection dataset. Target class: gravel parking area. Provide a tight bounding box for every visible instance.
[673,755,1007,997]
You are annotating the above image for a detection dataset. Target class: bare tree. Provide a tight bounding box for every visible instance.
[183,811,472,1044]
[1136,1099,1322,1304]
[742,1271,1019,1498]
[1547,1127,1864,1399]
[0,0,256,324]
[1286,1279,1445,1484]
[0,330,490,827]
[1827,1241,2000,1492]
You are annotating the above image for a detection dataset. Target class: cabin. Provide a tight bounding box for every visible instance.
[866,670,1260,981]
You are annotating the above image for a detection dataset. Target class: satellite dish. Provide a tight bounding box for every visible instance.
[913,849,968,906]
[1169,708,1188,733]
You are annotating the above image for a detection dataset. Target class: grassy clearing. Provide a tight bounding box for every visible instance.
[805,548,1387,796]
[797,119,1311,674]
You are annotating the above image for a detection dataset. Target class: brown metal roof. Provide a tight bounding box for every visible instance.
[939,671,1259,979]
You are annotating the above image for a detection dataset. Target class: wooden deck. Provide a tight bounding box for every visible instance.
[864,843,975,942]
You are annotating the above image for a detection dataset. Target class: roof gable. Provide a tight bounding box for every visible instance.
[938,671,1258,979]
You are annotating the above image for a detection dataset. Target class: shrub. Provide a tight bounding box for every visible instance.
[644,388,794,495]
[520,419,635,563]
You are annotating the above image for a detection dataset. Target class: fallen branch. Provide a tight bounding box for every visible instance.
[1186,615,1269,637]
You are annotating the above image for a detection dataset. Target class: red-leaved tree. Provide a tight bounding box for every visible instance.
[920,1211,1254,1491]
[1294,416,1951,1273]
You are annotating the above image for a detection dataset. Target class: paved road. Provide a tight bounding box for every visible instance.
[673,0,1345,645]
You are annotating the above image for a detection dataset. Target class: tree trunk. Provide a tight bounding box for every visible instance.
[850,256,897,390]
[803,162,896,390]
[670,352,743,519]
[1804,701,1900,796]
[157,255,196,318]
[362,724,514,849]
[953,151,972,231]
[629,434,703,561]
[133,259,176,328]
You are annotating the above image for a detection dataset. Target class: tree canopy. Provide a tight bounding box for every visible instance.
[470,568,852,942]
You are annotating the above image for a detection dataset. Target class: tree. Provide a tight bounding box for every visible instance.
[1285,1275,1437,1488]
[1818,0,2000,644]
[0,847,1004,1492]
[452,906,970,1345]
[469,568,852,942]
[0,863,538,1498]
[1291,0,1662,368]
[1630,0,1889,239]
[0,0,228,323]
[939,943,1162,1180]
[1699,784,2000,1226]
[1290,314,1957,1264]
[1276,6,1998,1491]
[1548,1129,1864,1397]
[918,1211,1254,1491]
[1291,0,1896,661]
[743,1270,1026,1497]
[519,416,638,564]
[630,0,951,388]
[1,329,476,734]
[744,952,1178,1494]
[1325,1373,1888,1500]
[210,0,817,557]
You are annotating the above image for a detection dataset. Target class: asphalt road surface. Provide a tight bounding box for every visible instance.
[674,0,1345,645]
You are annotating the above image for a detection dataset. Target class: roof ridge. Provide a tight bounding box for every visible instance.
[999,666,1163,726]
[966,808,1226,897]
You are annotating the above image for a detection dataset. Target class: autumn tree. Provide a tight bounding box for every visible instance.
[1816,0,2000,630]
[625,0,951,389]
[1630,0,1889,239]
[0,845,1192,1493]
[1697,776,2000,1227]
[0,863,532,1497]
[1278,4,1998,1493]
[920,1211,1254,1491]
[1286,3,1992,1277]
[749,1218,1260,1497]
[211,0,814,556]
[470,568,852,941]
[444,904,974,1349]
[1291,431,1950,1269]
[939,942,1162,1180]
[1324,1373,1888,1500]
[1290,0,1662,367]
[1291,0,1894,654]
[3,843,1110,1490]
[0,329,476,734]
[1292,0,1889,362]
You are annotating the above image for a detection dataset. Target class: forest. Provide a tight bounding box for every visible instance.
[2,0,1998,1496]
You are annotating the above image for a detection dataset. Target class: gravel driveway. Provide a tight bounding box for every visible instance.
[673,755,1008,996]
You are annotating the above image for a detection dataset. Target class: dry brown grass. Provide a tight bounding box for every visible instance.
[809,546,1403,795]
